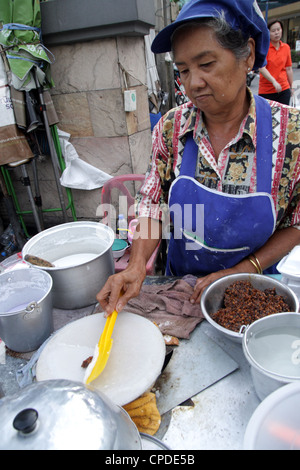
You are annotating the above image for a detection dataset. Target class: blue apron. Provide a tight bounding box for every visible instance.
[166,95,276,276]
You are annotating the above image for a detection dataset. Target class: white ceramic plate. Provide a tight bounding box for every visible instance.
[36,312,166,406]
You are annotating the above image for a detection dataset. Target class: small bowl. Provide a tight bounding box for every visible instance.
[112,239,129,259]
[200,273,299,343]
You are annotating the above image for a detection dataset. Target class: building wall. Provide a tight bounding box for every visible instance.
[7,34,153,228]
[49,35,152,223]
[266,1,300,48]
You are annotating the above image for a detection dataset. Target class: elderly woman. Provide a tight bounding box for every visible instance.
[97,0,300,316]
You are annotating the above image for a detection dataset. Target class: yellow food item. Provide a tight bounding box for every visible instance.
[123,392,161,435]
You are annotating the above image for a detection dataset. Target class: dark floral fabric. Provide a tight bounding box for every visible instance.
[136,90,300,230]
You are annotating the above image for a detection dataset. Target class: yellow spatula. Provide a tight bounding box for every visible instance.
[85,309,118,385]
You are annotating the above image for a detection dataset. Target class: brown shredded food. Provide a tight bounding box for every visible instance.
[211,280,291,332]
[81,356,93,369]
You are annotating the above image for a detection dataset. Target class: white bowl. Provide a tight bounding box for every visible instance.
[112,239,128,258]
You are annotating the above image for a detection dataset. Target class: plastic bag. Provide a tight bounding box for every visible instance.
[58,129,112,190]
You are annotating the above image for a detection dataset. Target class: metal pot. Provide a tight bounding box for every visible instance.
[0,380,141,450]
[200,273,300,343]
[0,268,53,352]
[242,312,300,401]
[243,383,300,450]
[22,221,115,309]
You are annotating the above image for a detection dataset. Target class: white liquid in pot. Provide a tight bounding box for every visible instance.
[248,326,300,378]
[54,253,97,268]
[6,302,35,313]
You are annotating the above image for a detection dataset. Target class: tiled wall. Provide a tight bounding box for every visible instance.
[9,36,152,226]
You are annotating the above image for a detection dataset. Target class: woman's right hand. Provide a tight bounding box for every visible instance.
[272,79,282,92]
[97,218,162,316]
[96,264,146,316]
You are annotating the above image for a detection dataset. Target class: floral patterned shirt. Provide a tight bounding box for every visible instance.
[136,89,300,231]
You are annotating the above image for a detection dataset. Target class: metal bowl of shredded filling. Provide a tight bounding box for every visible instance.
[200,273,299,343]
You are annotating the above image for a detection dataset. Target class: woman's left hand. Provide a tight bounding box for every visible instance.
[190,268,236,305]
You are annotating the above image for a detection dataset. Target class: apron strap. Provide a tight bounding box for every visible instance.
[254,94,273,194]
[181,95,273,193]
[180,132,198,177]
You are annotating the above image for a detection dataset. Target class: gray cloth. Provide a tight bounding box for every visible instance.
[125,275,203,339]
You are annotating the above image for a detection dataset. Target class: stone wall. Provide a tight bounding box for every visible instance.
[50,35,152,222]
[6,35,152,229]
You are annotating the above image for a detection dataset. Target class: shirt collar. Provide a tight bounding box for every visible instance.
[270,40,283,50]
[179,88,257,146]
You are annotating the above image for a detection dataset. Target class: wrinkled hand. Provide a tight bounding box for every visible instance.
[96,265,146,316]
[190,268,236,305]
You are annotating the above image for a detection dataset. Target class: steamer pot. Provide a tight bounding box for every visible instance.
[0,268,53,352]
[0,380,141,450]
[22,222,115,309]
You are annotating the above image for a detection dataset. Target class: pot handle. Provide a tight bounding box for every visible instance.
[24,301,40,317]
[239,324,248,335]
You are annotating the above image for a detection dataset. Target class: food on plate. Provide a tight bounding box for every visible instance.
[163,335,179,346]
[81,356,93,369]
[211,280,291,332]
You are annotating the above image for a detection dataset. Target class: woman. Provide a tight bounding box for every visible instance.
[97,0,300,316]
[258,20,293,105]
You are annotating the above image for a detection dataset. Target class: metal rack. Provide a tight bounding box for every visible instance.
[1,124,77,239]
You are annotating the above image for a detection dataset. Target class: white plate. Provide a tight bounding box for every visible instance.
[36,312,166,406]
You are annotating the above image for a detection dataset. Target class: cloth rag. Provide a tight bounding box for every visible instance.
[125,275,203,339]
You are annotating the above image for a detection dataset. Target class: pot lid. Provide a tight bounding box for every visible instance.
[0,380,141,450]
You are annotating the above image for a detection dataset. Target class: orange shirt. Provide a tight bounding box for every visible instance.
[258,41,292,94]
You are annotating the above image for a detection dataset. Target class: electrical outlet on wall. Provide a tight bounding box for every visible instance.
[124,90,137,112]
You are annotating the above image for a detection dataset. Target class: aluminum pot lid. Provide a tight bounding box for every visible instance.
[0,379,141,450]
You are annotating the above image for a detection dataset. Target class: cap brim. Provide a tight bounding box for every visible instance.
[151,15,214,54]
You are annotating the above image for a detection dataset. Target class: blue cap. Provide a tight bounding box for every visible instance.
[151,0,269,69]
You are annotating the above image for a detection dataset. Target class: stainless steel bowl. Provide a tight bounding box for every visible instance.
[200,273,300,343]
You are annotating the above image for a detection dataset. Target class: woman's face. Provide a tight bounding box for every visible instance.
[269,22,282,43]
[173,25,254,116]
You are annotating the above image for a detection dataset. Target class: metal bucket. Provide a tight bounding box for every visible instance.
[22,222,115,309]
[242,312,300,401]
[0,268,53,352]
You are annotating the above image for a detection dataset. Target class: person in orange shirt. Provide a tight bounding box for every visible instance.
[258,20,293,105]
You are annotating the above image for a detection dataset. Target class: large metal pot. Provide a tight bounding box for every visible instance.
[0,380,141,450]
[242,312,300,401]
[243,383,300,450]
[22,221,115,309]
[0,268,53,352]
[200,273,300,343]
